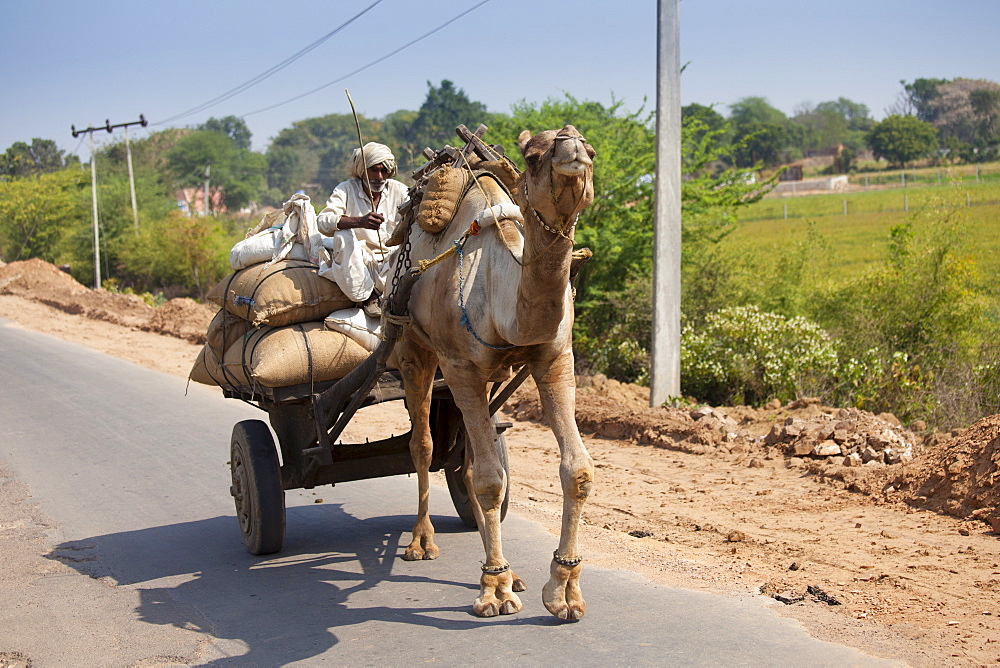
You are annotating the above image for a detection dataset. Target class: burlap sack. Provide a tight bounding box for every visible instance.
[190,322,369,389]
[415,165,469,234]
[206,308,252,358]
[206,259,354,327]
[188,342,249,387]
[241,322,370,387]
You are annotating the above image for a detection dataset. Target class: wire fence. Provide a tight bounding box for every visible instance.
[744,167,1000,222]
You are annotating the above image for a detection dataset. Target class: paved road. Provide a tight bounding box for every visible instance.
[0,322,898,666]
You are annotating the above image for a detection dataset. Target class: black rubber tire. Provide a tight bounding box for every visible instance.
[444,418,510,529]
[230,420,285,555]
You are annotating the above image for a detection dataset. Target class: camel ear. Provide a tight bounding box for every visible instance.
[517,130,532,154]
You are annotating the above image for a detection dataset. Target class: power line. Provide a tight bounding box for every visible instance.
[152,0,384,127]
[241,0,490,118]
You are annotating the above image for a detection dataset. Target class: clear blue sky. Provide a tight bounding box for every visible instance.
[2,0,998,159]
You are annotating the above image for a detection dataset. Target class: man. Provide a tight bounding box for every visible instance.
[316,142,408,315]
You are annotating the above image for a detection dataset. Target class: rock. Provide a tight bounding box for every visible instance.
[784,424,802,438]
[861,446,880,463]
[748,458,765,468]
[911,419,927,432]
[813,440,841,457]
[792,441,815,456]
[845,453,863,467]
[833,429,850,443]
[690,406,714,421]
[765,399,782,410]
[787,396,821,409]
[726,530,747,542]
[878,412,902,427]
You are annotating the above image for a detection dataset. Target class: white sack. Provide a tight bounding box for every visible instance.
[230,194,325,271]
[324,306,381,351]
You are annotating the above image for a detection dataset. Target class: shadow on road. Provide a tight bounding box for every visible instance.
[47,503,552,665]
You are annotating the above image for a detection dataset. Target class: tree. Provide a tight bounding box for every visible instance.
[789,106,849,155]
[728,97,789,167]
[166,130,265,211]
[405,80,490,160]
[118,209,235,297]
[198,115,253,150]
[729,96,786,127]
[0,167,88,263]
[928,78,1000,144]
[1,138,79,180]
[264,113,383,204]
[815,97,874,132]
[969,88,1000,141]
[893,78,948,121]
[866,115,938,168]
[682,103,729,150]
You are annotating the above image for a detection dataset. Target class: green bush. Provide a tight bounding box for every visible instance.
[680,306,838,406]
[810,196,995,427]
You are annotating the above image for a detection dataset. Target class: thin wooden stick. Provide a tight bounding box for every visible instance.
[345,88,374,209]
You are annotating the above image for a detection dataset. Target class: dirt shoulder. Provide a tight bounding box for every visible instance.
[3,258,1000,665]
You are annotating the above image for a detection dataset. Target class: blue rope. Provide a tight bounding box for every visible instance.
[455,239,515,350]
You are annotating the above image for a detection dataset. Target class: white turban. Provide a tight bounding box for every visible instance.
[349,142,397,179]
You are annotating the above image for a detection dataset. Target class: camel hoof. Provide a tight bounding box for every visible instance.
[542,560,585,621]
[546,602,586,621]
[474,600,500,617]
[511,572,527,592]
[499,599,519,615]
[473,593,522,618]
[402,539,439,561]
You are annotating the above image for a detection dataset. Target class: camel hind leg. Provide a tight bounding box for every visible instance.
[533,351,594,620]
[396,341,440,561]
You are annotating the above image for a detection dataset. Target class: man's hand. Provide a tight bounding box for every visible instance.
[339,212,384,230]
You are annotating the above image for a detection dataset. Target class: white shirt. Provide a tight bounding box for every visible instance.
[315,178,408,302]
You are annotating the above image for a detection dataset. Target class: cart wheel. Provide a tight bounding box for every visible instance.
[230,420,285,555]
[444,419,510,529]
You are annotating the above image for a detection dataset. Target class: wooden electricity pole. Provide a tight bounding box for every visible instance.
[650,0,682,406]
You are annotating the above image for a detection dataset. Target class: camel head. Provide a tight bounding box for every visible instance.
[516,125,595,234]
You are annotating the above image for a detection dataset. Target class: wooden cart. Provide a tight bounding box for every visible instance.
[221,269,528,555]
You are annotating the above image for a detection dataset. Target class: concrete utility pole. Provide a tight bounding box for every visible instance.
[650,0,682,406]
[71,115,148,287]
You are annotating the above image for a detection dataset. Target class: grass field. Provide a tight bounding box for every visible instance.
[730,179,1000,289]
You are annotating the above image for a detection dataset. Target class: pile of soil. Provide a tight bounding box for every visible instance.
[508,362,999,531]
[842,414,1000,531]
[0,259,215,343]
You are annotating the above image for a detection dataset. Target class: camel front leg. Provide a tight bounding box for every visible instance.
[444,365,522,617]
[534,351,594,620]
[461,436,527,594]
[397,341,440,561]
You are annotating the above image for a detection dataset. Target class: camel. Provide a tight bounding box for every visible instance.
[393,125,596,619]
